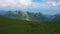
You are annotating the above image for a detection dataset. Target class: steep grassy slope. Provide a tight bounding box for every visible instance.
[0,15,60,34]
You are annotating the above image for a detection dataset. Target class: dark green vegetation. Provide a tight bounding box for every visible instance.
[0,15,60,34]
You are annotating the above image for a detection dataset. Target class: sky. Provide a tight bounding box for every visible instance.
[0,0,60,15]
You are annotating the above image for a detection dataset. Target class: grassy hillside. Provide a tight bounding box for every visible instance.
[0,15,60,34]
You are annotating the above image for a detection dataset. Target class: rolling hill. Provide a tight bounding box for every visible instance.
[0,15,60,34]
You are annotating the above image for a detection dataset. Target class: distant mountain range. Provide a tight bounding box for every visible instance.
[0,10,7,15]
[0,10,60,21]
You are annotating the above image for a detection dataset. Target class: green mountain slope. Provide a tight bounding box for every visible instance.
[0,15,60,34]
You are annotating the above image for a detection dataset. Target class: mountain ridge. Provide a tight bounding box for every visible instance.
[0,10,60,21]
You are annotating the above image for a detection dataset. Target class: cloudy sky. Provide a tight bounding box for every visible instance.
[0,0,60,15]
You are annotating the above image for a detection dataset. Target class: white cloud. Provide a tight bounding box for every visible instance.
[0,0,60,8]
[0,0,32,7]
[30,3,48,8]
[0,0,48,9]
[46,0,60,7]
[0,0,16,7]
[19,0,32,6]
